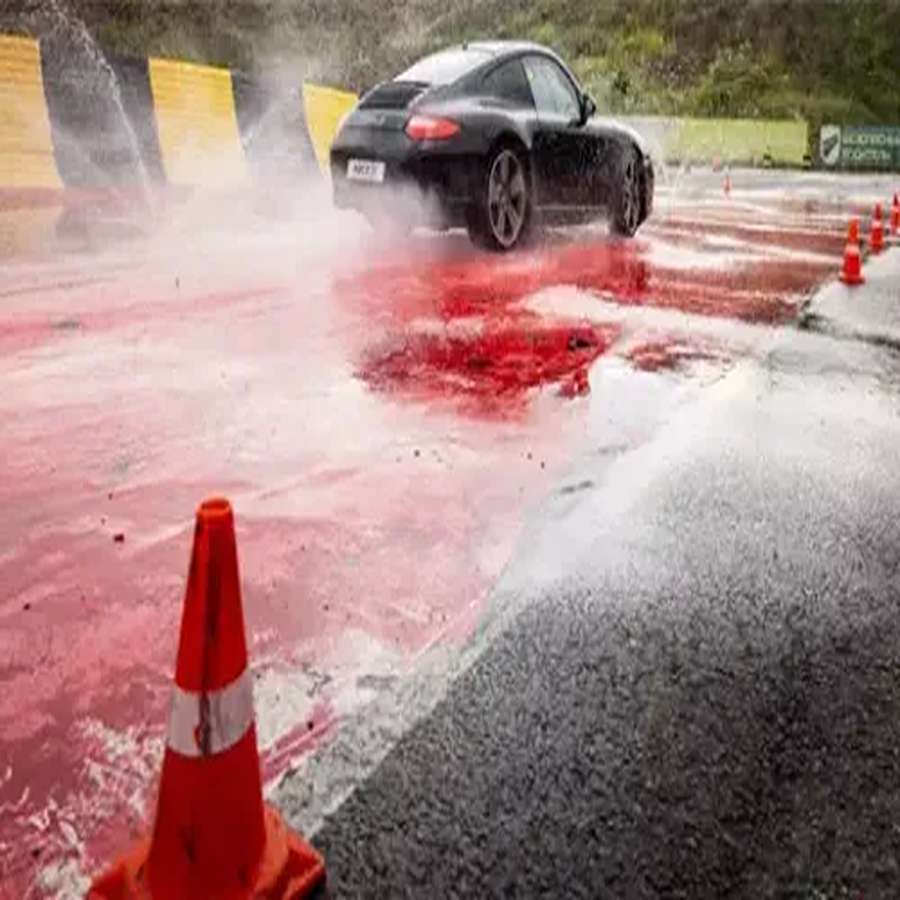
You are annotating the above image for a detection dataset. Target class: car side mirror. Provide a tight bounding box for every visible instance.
[581,93,597,123]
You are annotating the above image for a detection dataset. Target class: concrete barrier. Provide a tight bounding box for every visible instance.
[231,73,318,182]
[302,83,358,176]
[623,115,808,167]
[0,191,63,259]
[148,57,248,188]
[0,27,351,255]
[38,27,164,189]
[667,117,808,167]
[0,35,61,189]
[0,35,63,258]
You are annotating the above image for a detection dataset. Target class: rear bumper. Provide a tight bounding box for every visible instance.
[331,127,481,225]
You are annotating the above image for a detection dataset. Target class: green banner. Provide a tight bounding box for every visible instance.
[820,124,900,170]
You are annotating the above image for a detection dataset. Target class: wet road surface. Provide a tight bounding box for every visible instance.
[1,169,897,897]
[311,248,900,898]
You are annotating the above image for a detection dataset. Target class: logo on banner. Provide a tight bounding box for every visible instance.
[820,125,842,167]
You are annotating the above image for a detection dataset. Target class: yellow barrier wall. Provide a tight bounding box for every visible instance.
[761,120,809,165]
[0,207,62,259]
[148,57,246,187]
[302,83,357,176]
[0,35,62,188]
[665,118,808,166]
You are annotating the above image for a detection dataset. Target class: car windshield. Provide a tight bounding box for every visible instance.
[395,47,491,85]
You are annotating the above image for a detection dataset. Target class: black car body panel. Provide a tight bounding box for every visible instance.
[330,41,654,233]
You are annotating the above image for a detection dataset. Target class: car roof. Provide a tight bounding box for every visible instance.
[391,40,571,90]
[458,40,571,74]
[462,40,547,57]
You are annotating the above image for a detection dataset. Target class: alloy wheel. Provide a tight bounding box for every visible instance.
[488,150,527,249]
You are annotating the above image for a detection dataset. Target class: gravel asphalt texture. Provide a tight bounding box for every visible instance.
[311,247,900,899]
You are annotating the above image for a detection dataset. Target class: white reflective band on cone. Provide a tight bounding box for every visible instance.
[166,669,254,758]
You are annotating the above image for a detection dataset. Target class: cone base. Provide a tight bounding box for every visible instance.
[86,839,152,900]
[256,805,327,899]
[840,272,865,286]
[87,807,325,900]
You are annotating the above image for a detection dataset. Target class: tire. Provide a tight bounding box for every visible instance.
[609,144,642,238]
[467,144,532,252]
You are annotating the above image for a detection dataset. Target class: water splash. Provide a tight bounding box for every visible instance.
[21,0,152,201]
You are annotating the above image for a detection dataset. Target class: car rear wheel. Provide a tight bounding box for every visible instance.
[467,146,532,252]
[609,145,642,238]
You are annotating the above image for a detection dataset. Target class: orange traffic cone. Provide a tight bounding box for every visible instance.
[840,219,865,286]
[88,498,325,900]
[869,203,884,254]
[890,193,899,236]
[723,170,732,197]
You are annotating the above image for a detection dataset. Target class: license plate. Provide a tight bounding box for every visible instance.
[347,159,386,183]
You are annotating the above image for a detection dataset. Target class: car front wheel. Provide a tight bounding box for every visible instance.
[467,145,532,252]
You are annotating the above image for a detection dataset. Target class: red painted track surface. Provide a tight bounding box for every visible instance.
[0,180,854,896]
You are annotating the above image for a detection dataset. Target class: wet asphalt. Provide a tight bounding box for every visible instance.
[311,247,900,898]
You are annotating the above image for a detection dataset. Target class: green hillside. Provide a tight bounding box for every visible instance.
[5,0,900,133]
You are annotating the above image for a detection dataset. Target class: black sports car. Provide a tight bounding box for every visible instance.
[330,40,654,251]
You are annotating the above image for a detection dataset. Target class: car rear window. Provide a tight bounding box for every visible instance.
[396,48,492,85]
[359,81,428,109]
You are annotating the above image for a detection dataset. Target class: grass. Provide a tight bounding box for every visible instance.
[2,0,898,142]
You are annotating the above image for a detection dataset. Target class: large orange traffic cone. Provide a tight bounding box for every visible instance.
[840,219,865,286]
[890,193,899,236]
[88,498,325,900]
[869,203,884,254]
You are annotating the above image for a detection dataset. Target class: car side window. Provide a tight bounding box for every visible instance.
[482,59,534,107]
[522,56,581,121]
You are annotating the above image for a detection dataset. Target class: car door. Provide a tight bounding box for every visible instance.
[521,55,596,208]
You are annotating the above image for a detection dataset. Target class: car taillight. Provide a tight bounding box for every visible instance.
[405,115,460,141]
